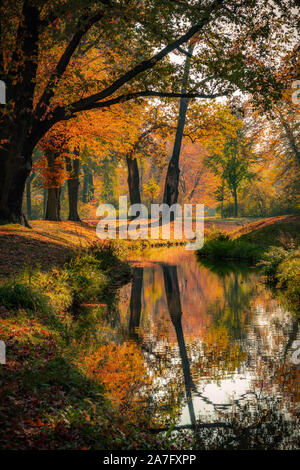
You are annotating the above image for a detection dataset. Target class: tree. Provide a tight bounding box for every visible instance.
[65,152,81,222]
[39,128,69,221]
[144,176,160,205]
[163,43,194,215]
[1,0,294,223]
[124,107,169,206]
[206,130,256,217]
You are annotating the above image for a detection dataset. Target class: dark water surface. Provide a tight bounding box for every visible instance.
[116,247,299,441]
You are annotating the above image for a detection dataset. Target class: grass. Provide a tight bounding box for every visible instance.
[198,215,300,262]
[0,244,146,450]
[197,215,300,313]
[232,214,300,249]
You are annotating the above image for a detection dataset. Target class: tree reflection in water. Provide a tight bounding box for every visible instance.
[123,249,299,448]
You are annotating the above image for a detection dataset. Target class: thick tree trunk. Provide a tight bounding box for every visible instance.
[163,45,194,218]
[45,187,61,221]
[0,3,40,224]
[126,155,141,205]
[0,141,35,224]
[66,156,81,222]
[26,175,34,220]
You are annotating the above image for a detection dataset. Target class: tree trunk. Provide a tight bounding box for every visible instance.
[43,188,47,219]
[66,156,81,222]
[233,186,238,217]
[26,173,34,220]
[44,150,62,221]
[45,187,61,221]
[82,167,89,203]
[163,45,194,217]
[126,155,141,205]
[82,166,94,202]
[88,172,94,200]
[0,3,40,224]
[0,140,35,224]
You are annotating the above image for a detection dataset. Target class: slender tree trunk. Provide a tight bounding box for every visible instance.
[44,151,62,221]
[66,156,81,222]
[82,166,94,202]
[82,167,89,203]
[233,186,238,217]
[126,155,141,205]
[88,172,94,200]
[163,45,194,218]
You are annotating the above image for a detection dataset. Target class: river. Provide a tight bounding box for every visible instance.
[114,247,299,445]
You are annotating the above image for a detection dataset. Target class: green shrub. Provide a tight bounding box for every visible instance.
[260,246,289,279]
[0,281,50,314]
[205,227,231,242]
[197,238,261,262]
[261,247,300,313]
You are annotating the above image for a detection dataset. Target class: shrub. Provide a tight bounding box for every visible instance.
[261,247,300,313]
[197,238,261,262]
[0,282,50,314]
[259,246,289,279]
[205,227,231,242]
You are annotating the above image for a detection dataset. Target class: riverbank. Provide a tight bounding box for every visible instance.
[0,218,298,449]
[0,243,147,449]
[0,218,250,278]
[197,215,300,313]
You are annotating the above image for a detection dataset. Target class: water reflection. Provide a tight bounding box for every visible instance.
[118,248,299,442]
[163,264,196,425]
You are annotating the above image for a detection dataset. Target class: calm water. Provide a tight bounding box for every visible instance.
[116,247,299,439]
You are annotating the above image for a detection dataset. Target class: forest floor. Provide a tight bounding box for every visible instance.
[0,217,253,278]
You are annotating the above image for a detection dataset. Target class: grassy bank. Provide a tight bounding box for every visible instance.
[197,215,300,313]
[0,243,151,449]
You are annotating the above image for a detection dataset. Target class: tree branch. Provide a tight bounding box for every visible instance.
[34,10,105,120]
[50,89,229,122]
[53,0,225,113]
